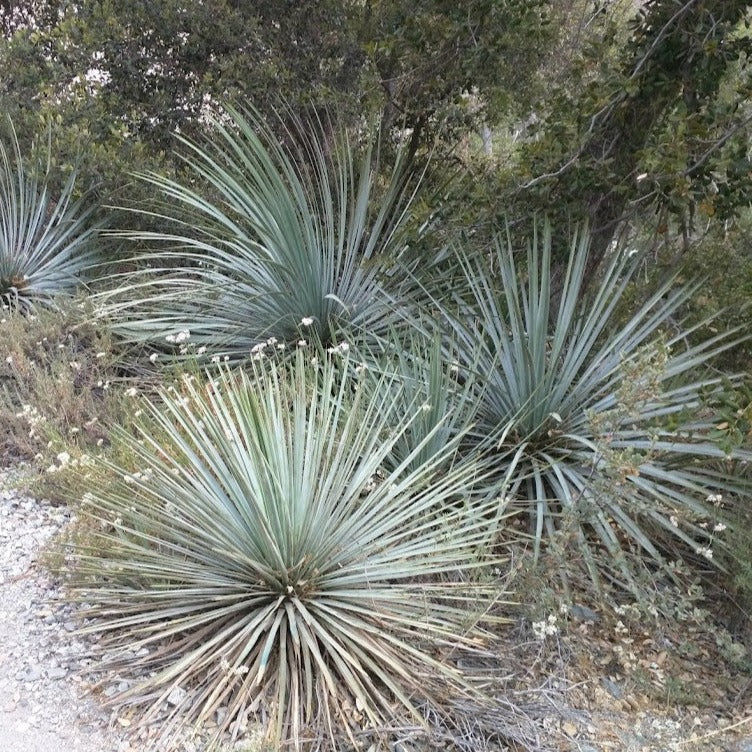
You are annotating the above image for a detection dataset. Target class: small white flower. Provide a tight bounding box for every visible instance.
[669,515,679,527]
[5,356,12,365]
[695,546,713,561]
[532,615,559,640]
[297,339,307,348]
[251,343,266,354]
[713,522,727,532]
[211,355,221,364]
[166,329,191,344]
[149,353,159,363]
[56,451,71,466]
[301,316,314,327]
[706,493,723,505]
[197,346,207,355]
[125,387,139,397]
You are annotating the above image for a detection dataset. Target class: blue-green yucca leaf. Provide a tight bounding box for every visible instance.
[0,120,100,308]
[350,325,482,478]
[73,352,506,750]
[98,104,417,358]
[438,222,751,587]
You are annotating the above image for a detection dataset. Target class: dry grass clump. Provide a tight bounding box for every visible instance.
[0,298,132,496]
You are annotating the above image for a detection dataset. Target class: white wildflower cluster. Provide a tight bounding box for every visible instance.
[706,493,723,506]
[210,355,230,364]
[250,337,286,361]
[149,353,159,363]
[300,316,314,327]
[695,546,713,561]
[125,387,139,398]
[15,404,46,440]
[46,452,94,474]
[166,328,192,344]
[613,603,641,619]
[326,342,350,356]
[531,614,559,640]
[220,657,249,677]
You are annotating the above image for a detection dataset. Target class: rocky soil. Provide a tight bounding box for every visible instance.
[0,467,129,752]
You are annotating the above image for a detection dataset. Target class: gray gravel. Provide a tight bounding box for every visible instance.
[0,468,132,752]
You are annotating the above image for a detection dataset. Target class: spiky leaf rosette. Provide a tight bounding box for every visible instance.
[98,104,417,358]
[351,327,480,477]
[439,223,751,588]
[0,120,99,308]
[73,353,504,750]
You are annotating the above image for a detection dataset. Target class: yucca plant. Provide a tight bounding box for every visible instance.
[72,352,505,750]
[99,104,417,358]
[437,222,751,588]
[0,120,100,309]
[352,327,480,476]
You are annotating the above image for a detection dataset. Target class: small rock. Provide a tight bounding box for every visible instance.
[167,685,188,706]
[601,677,624,700]
[20,665,42,682]
[570,604,599,622]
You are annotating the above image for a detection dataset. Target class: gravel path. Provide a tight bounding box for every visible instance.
[0,469,129,752]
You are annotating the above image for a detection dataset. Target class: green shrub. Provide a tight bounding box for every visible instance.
[72,352,506,750]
